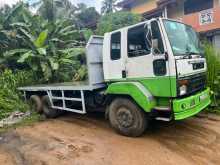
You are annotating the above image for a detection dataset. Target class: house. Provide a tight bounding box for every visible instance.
[118,0,220,49]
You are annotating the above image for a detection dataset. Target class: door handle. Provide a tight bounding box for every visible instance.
[122,70,126,78]
[165,52,169,61]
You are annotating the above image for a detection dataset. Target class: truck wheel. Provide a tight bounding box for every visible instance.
[29,95,42,113]
[109,98,148,137]
[42,96,61,118]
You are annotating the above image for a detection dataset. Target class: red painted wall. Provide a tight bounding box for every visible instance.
[182,6,220,32]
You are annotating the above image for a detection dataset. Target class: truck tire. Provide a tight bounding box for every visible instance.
[109,97,148,137]
[42,95,61,118]
[29,95,43,113]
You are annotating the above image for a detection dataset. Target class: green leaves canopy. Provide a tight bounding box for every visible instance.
[0,2,87,83]
[97,11,142,35]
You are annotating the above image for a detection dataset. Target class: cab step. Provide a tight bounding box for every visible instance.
[154,106,171,111]
[155,117,172,122]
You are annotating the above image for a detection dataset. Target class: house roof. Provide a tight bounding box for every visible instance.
[117,0,136,8]
[117,0,135,7]
[117,0,176,9]
[157,0,177,7]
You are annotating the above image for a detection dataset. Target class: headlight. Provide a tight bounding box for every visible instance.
[178,79,189,96]
[179,85,187,96]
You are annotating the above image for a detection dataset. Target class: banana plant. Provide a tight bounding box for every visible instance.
[2,20,86,82]
[0,2,87,83]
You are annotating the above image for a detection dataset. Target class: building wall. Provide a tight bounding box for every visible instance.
[167,0,220,20]
[127,0,220,17]
[182,6,220,33]
[130,0,157,14]
[165,0,220,33]
[124,0,220,48]
[125,0,220,33]
[214,0,220,6]
[213,35,220,50]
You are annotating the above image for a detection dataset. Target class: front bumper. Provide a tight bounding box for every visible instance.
[173,88,211,120]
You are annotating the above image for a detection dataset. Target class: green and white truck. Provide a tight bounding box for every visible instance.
[19,18,211,137]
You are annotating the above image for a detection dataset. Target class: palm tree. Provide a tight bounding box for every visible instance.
[38,0,55,21]
[32,0,76,21]
[101,0,118,15]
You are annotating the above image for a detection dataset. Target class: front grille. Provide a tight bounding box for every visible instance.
[188,73,206,94]
[178,73,206,95]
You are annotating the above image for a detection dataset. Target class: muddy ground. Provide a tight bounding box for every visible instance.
[0,112,220,165]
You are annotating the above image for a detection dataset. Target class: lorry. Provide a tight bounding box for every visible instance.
[19,18,211,137]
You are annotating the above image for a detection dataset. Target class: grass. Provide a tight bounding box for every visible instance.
[205,108,220,115]
[204,43,220,110]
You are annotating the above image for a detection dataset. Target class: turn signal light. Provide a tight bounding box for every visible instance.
[179,79,189,86]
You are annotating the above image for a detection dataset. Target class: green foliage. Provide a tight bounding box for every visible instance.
[204,43,220,107]
[82,29,94,41]
[0,1,94,120]
[0,69,36,119]
[101,0,118,15]
[97,11,142,35]
[34,1,100,29]
[75,5,100,28]
[35,0,75,21]
[73,65,88,81]
[0,3,88,83]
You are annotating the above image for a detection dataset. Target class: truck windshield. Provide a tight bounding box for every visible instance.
[163,20,202,56]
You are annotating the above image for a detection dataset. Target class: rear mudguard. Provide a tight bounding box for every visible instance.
[106,82,156,112]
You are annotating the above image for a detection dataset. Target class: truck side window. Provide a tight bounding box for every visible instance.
[127,24,151,58]
[111,32,121,60]
[151,21,164,54]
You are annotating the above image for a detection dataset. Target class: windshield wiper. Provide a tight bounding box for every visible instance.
[182,51,200,59]
[182,44,200,58]
[187,52,200,55]
[182,54,192,59]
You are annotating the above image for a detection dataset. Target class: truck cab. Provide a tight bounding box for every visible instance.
[104,18,211,135]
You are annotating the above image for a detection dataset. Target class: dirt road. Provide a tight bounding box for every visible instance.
[1,112,220,165]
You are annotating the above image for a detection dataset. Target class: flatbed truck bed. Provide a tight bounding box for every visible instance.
[19,36,106,114]
[18,81,106,91]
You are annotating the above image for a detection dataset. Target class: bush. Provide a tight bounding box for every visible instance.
[204,43,220,107]
[0,69,36,119]
[96,11,142,35]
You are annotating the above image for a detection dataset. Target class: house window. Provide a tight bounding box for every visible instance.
[111,32,121,60]
[184,0,213,15]
[127,24,151,58]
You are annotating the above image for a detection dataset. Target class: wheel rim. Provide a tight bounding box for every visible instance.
[116,107,134,128]
[43,98,51,113]
[30,101,37,112]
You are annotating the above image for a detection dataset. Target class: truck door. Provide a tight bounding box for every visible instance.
[125,23,153,78]
[103,31,126,80]
[125,20,172,97]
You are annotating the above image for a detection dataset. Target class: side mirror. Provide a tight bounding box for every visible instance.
[152,39,159,51]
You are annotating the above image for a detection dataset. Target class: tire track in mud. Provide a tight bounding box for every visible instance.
[1,114,220,165]
[0,126,96,165]
[0,132,29,165]
[153,118,220,165]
